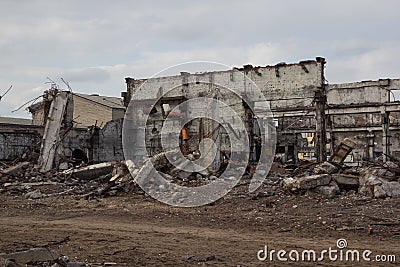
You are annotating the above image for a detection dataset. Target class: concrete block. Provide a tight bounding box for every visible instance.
[363,174,400,198]
[284,174,331,191]
[63,162,115,180]
[298,174,332,189]
[332,174,359,186]
[313,181,340,198]
[330,138,356,163]
[381,181,400,198]
[313,161,339,174]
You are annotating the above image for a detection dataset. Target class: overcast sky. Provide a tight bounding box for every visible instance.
[0,0,399,118]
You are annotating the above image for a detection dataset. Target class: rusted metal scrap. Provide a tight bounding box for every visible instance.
[329,138,356,163]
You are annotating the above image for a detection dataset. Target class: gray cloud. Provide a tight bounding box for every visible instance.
[0,0,399,117]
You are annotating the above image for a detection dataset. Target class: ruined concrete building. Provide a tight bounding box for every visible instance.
[123,58,325,166]
[0,88,126,170]
[123,57,400,165]
[1,57,399,171]
[29,88,126,171]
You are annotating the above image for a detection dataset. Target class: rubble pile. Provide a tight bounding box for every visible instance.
[1,155,400,201]
[276,138,400,198]
[133,150,227,187]
[0,160,142,200]
[360,164,400,199]
[280,160,400,199]
[0,138,399,201]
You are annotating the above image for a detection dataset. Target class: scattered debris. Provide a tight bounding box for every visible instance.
[1,162,30,176]
[63,162,116,180]
[0,139,399,203]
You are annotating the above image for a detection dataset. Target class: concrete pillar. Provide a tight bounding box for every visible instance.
[315,89,327,162]
[381,111,390,162]
[284,145,289,163]
[38,91,69,172]
[367,130,375,160]
[211,94,220,169]
[293,143,298,164]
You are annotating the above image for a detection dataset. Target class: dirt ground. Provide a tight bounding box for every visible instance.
[0,182,399,267]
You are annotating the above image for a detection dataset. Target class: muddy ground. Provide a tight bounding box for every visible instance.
[0,181,399,267]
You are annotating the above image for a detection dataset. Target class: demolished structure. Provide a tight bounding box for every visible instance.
[123,58,327,166]
[119,58,400,199]
[0,117,41,161]
[0,87,125,170]
[27,87,126,171]
[1,57,399,169]
[124,57,400,164]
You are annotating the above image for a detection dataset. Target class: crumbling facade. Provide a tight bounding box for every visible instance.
[124,58,400,164]
[3,88,126,169]
[123,58,326,166]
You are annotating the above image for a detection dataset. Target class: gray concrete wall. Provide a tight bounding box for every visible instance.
[93,119,124,163]
[126,59,325,111]
[124,58,326,163]
[326,79,395,105]
[0,124,43,161]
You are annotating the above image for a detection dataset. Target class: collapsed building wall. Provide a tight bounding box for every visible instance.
[124,59,400,164]
[124,58,326,165]
[0,116,90,163]
[124,73,256,164]
[21,89,125,169]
